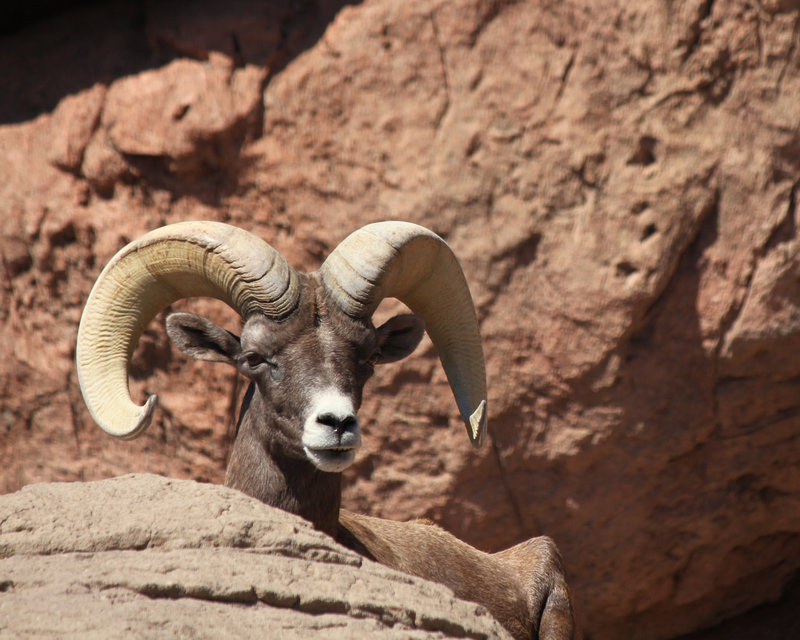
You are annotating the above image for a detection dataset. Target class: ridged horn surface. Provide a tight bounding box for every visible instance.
[76,221,299,440]
[319,221,487,446]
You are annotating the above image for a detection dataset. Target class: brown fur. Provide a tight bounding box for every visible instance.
[339,510,576,640]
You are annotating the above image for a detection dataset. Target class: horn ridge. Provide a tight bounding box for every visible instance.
[76,221,298,439]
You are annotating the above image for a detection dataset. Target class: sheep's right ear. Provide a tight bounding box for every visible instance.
[165,312,242,365]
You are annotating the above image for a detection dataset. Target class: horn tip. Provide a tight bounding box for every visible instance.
[103,394,158,441]
[467,399,487,447]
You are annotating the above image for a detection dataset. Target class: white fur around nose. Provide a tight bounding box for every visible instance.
[302,387,361,472]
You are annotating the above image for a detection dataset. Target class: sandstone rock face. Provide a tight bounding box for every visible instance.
[0,474,509,639]
[2,1,800,638]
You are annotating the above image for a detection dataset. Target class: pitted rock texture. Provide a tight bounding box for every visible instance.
[0,474,509,639]
[2,1,800,638]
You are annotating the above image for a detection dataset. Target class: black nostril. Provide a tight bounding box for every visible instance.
[317,413,337,428]
[317,413,357,433]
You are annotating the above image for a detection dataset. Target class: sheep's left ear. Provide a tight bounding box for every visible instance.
[165,312,242,365]
[374,314,425,364]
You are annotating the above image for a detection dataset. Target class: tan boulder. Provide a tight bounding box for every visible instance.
[0,474,509,639]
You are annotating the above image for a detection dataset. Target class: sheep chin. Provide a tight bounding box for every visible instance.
[303,446,357,473]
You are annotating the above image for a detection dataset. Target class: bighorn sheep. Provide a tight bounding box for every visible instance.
[76,221,575,639]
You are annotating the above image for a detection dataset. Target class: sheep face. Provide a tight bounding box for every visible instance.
[165,283,425,474]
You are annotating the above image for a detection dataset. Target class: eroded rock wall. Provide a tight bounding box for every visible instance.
[2,1,800,637]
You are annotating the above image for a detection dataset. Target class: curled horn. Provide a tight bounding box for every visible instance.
[76,221,300,440]
[319,221,488,446]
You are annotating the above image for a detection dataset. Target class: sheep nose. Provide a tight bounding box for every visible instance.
[316,412,358,434]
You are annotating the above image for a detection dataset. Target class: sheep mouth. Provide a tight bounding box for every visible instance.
[303,445,357,473]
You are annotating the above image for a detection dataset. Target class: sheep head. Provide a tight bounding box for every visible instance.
[76,221,488,473]
[164,294,425,472]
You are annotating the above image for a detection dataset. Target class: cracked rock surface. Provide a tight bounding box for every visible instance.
[2,1,800,638]
[0,474,508,639]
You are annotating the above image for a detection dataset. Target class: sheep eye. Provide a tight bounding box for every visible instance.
[243,352,280,378]
[366,351,381,366]
[244,352,265,368]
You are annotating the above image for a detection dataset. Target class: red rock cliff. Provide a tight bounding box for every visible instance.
[2,1,800,638]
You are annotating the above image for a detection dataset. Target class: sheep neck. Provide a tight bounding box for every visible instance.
[224,385,342,538]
